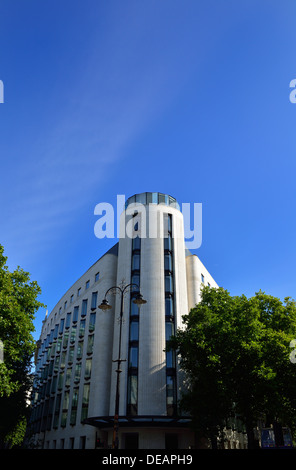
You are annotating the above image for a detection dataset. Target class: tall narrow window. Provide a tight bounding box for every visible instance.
[66,312,71,329]
[81,384,90,422]
[70,387,79,426]
[132,253,140,271]
[89,312,96,332]
[164,214,177,416]
[86,335,94,355]
[73,306,79,323]
[79,319,86,338]
[166,375,177,416]
[61,391,70,427]
[81,299,88,317]
[127,375,138,416]
[70,325,77,343]
[59,319,65,335]
[129,346,138,369]
[85,358,92,380]
[91,292,98,310]
[127,230,141,416]
[74,363,81,383]
[77,341,84,360]
[53,394,61,429]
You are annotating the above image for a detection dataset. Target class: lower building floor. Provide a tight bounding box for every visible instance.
[27,424,197,449]
[27,423,248,449]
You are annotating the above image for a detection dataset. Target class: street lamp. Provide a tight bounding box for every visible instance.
[98,281,147,449]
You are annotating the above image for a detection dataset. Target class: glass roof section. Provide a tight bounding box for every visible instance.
[125,192,180,211]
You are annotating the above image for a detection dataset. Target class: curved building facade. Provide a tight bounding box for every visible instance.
[27,193,218,449]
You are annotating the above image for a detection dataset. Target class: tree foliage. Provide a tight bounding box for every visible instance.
[0,245,45,447]
[168,287,296,448]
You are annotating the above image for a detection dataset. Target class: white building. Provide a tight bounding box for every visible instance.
[27,192,219,449]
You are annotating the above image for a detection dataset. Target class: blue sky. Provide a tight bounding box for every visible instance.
[0,0,296,340]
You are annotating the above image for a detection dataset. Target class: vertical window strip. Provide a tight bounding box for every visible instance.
[164,213,177,416]
[127,230,141,416]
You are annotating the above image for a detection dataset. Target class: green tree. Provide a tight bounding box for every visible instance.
[168,287,296,448]
[0,245,45,448]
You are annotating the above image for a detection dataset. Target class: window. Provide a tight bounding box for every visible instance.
[164,253,173,272]
[53,394,61,429]
[165,297,174,317]
[77,341,84,360]
[54,355,60,373]
[165,274,174,293]
[70,294,74,304]
[77,287,81,297]
[81,299,88,317]
[127,375,138,416]
[136,193,146,205]
[81,384,90,422]
[158,193,166,204]
[68,346,75,364]
[70,325,77,343]
[129,346,138,369]
[74,363,81,382]
[51,375,57,394]
[166,375,177,416]
[70,388,79,426]
[85,358,92,380]
[91,292,97,310]
[166,349,175,369]
[86,335,94,355]
[56,338,62,354]
[132,236,141,251]
[89,312,96,332]
[61,391,70,427]
[59,318,65,335]
[49,329,54,344]
[132,253,140,271]
[79,436,86,450]
[65,312,71,329]
[165,321,174,342]
[73,306,79,323]
[53,324,59,340]
[131,273,140,288]
[95,272,100,282]
[63,332,69,349]
[164,234,172,251]
[129,321,139,342]
[79,319,86,338]
[60,351,66,369]
[65,367,72,387]
[85,280,90,290]
[201,274,204,283]
[64,301,67,310]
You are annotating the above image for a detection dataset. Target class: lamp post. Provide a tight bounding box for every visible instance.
[99,281,147,449]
